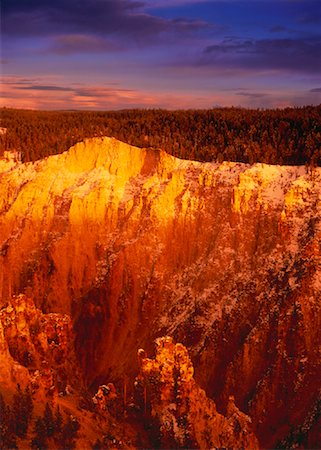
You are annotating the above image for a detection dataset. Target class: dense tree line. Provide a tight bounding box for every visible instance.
[0,106,320,166]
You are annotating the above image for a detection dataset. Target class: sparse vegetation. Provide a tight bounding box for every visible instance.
[0,385,33,448]
[12,384,34,438]
[0,385,80,450]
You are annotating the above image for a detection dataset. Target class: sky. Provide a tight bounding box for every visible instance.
[1,0,321,110]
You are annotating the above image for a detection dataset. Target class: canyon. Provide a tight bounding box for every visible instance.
[0,137,320,448]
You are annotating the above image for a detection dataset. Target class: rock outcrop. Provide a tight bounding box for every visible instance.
[136,336,259,449]
[0,294,76,394]
[0,137,321,447]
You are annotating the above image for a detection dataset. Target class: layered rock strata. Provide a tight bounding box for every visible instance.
[0,137,320,447]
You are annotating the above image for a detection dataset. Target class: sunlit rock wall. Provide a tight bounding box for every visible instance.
[0,137,320,447]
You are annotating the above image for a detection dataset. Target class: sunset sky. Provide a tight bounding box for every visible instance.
[2,0,321,110]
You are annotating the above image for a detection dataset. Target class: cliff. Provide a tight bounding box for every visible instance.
[137,336,259,449]
[0,294,76,394]
[0,137,320,448]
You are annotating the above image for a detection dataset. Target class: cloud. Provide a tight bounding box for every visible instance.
[144,0,272,5]
[1,77,147,109]
[144,0,211,7]
[2,0,209,45]
[269,26,286,33]
[236,92,268,98]
[16,85,74,91]
[202,37,321,73]
[310,87,321,93]
[2,75,320,110]
[49,34,122,55]
[1,76,169,110]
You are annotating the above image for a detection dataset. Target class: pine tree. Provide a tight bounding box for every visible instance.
[0,394,18,449]
[11,384,34,438]
[61,416,80,449]
[31,417,48,450]
[12,384,27,437]
[43,403,54,437]
[23,385,34,420]
[54,405,63,433]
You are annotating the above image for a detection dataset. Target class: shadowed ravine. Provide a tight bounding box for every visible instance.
[0,137,320,448]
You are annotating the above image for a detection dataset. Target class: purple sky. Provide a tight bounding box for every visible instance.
[2,0,321,110]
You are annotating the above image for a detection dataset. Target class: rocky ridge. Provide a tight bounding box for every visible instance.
[0,137,321,447]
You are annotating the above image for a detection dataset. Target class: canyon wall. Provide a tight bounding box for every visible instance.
[0,137,320,447]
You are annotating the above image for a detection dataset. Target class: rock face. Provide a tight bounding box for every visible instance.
[0,294,76,394]
[0,137,321,447]
[137,336,259,449]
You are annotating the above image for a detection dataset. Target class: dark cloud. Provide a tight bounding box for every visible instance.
[171,17,210,30]
[2,0,144,15]
[2,0,209,43]
[7,79,136,97]
[202,37,321,73]
[16,85,74,91]
[310,88,321,93]
[269,26,286,33]
[236,92,267,98]
[4,77,40,85]
[2,76,174,109]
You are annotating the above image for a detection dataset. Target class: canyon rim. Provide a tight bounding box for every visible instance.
[0,136,320,449]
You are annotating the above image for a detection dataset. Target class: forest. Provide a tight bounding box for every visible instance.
[0,106,320,166]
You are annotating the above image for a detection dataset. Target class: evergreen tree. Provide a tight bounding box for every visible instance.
[31,417,48,450]
[11,384,34,438]
[61,416,80,449]
[43,403,54,437]
[1,106,320,166]
[23,385,34,420]
[0,394,18,449]
[54,405,63,433]
[12,384,27,437]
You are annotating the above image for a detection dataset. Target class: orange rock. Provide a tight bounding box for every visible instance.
[137,337,259,449]
[1,137,320,448]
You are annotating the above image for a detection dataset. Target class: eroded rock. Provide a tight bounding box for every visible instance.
[136,336,259,449]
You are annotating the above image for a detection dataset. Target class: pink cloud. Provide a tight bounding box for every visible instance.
[1,76,318,111]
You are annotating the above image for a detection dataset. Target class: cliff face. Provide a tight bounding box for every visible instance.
[136,336,259,449]
[0,294,76,394]
[0,137,320,447]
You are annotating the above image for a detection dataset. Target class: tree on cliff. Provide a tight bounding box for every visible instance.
[31,417,48,450]
[59,416,80,449]
[0,394,18,449]
[43,402,55,437]
[54,405,63,433]
[12,384,34,437]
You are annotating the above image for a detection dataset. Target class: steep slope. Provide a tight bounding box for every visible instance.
[0,137,320,447]
[136,336,259,449]
[0,299,257,449]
